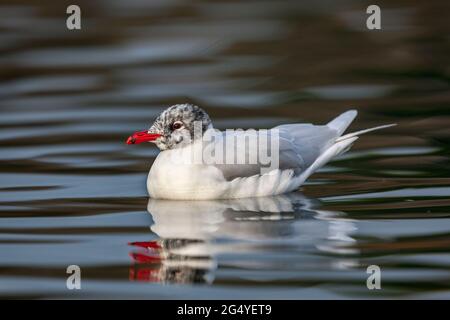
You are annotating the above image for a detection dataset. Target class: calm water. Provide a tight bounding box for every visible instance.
[0,0,449,299]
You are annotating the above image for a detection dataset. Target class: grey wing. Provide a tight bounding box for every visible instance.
[273,110,358,168]
[212,111,356,181]
[212,130,305,181]
[275,124,339,167]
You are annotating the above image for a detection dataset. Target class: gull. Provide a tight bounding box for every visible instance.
[126,104,395,200]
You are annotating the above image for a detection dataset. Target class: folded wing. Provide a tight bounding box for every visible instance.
[213,110,359,181]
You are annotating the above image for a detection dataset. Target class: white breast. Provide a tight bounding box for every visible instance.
[147,143,299,200]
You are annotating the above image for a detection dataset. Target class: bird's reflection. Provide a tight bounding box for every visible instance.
[129,193,358,284]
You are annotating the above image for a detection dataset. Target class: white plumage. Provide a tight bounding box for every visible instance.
[133,107,395,200]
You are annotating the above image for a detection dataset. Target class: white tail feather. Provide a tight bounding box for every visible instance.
[295,122,395,187]
[336,123,396,142]
[295,136,358,185]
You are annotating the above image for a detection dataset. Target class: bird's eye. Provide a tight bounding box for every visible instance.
[171,121,183,130]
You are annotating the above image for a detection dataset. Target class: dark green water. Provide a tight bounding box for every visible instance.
[0,0,449,298]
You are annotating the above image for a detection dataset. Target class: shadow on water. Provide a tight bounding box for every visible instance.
[128,194,450,298]
[130,194,359,285]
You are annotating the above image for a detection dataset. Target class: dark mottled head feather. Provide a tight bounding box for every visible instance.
[149,104,212,150]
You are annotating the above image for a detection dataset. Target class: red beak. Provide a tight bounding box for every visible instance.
[126,130,161,145]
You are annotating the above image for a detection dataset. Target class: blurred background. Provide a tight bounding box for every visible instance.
[0,0,449,299]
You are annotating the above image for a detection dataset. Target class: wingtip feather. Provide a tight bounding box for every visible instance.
[327,109,358,135]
